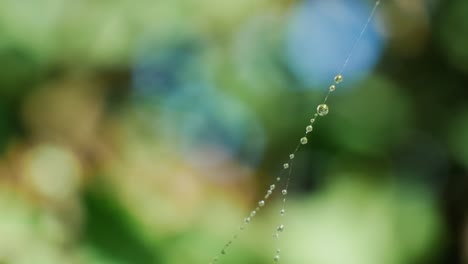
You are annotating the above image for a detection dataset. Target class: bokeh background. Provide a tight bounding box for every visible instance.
[0,0,467,263]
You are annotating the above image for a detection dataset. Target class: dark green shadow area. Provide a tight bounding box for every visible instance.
[0,104,11,154]
[83,181,162,264]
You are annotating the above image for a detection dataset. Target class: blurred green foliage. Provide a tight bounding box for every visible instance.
[0,0,467,264]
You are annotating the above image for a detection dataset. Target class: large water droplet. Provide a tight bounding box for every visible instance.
[317,104,329,116]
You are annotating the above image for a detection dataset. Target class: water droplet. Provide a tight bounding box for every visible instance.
[317,104,329,116]
[289,154,295,159]
[274,255,280,262]
[245,217,251,223]
[306,125,313,133]
[276,249,281,254]
[310,118,316,124]
[283,163,289,169]
[282,189,287,195]
[259,200,265,207]
[273,233,279,239]
[250,211,256,217]
[267,190,272,195]
[277,177,281,181]
[329,85,336,91]
[221,249,226,255]
[300,137,308,145]
[280,209,285,216]
[334,74,343,84]
[277,224,285,232]
[270,184,275,190]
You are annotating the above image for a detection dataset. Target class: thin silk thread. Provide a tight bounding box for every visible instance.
[209,1,381,263]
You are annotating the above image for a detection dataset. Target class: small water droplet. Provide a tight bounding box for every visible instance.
[274,255,280,262]
[280,209,285,216]
[259,200,265,207]
[282,189,287,195]
[300,137,308,145]
[289,154,294,159]
[283,163,289,169]
[276,249,281,254]
[277,224,285,232]
[270,184,275,190]
[310,118,316,124]
[245,217,251,223]
[273,233,279,239]
[277,177,281,181]
[329,85,336,91]
[334,74,343,84]
[306,125,313,133]
[317,104,329,116]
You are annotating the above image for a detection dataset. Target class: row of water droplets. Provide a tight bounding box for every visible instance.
[270,74,342,263]
[209,74,343,264]
[209,0,381,262]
